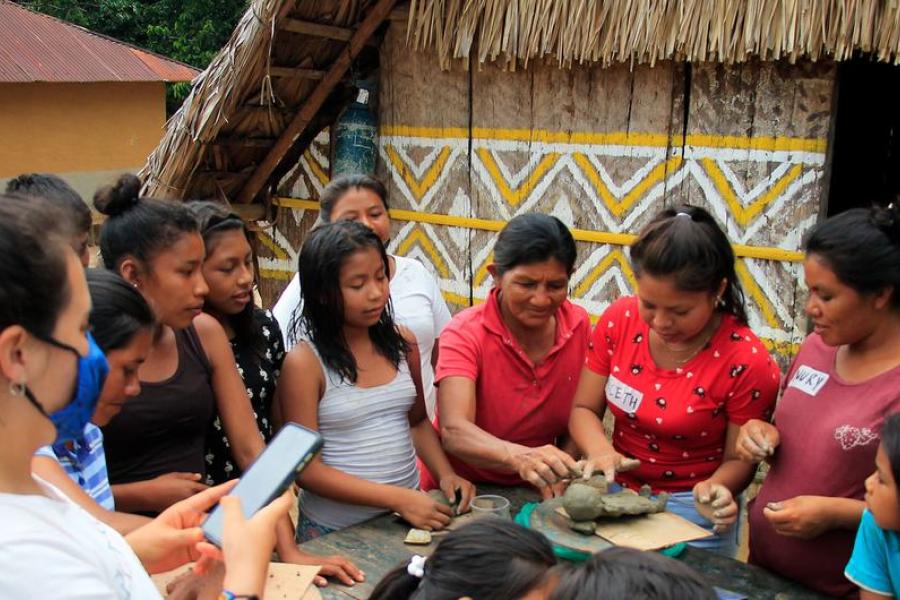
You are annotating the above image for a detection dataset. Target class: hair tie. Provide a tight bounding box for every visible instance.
[675,211,692,220]
[407,555,426,579]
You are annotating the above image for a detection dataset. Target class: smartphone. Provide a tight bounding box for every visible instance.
[201,422,323,546]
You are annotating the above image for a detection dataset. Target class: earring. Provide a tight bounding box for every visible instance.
[716,296,725,308]
[8,381,25,396]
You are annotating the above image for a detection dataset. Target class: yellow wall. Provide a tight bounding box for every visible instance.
[0,81,166,178]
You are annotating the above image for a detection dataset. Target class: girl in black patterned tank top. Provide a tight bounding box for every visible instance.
[190,201,364,585]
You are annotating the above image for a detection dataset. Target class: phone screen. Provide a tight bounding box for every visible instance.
[201,422,323,546]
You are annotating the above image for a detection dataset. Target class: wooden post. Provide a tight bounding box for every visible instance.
[236,0,399,204]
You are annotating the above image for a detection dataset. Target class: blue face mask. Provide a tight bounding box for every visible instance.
[24,332,109,445]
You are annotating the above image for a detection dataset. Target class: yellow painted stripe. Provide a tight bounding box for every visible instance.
[255,231,290,261]
[574,249,637,297]
[394,227,452,279]
[271,198,806,262]
[302,149,330,187]
[701,159,804,226]
[259,268,294,281]
[384,145,452,200]
[441,290,472,306]
[476,149,560,206]
[379,126,826,154]
[735,260,780,328]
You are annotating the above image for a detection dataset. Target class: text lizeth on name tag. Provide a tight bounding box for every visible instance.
[606,374,644,413]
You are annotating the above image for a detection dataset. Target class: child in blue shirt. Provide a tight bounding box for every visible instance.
[846,412,900,598]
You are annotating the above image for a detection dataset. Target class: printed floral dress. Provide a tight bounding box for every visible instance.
[204,309,285,485]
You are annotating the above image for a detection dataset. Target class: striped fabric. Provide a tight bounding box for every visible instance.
[35,423,115,511]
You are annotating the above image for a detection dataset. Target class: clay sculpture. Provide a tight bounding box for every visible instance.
[562,481,670,535]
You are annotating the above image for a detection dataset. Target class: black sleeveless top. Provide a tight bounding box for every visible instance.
[103,325,215,484]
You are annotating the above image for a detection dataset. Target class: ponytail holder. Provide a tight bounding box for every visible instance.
[407,555,426,578]
[675,212,692,220]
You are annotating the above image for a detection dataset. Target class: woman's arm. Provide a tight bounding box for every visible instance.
[194,314,266,470]
[32,455,151,533]
[277,345,451,530]
[111,472,208,514]
[402,333,475,511]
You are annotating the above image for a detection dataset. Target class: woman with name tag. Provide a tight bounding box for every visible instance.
[569,206,780,557]
[740,203,900,597]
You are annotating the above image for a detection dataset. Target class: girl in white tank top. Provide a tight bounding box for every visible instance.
[276,221,475,540]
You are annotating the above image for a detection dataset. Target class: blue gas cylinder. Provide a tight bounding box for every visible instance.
[332,87,378,176]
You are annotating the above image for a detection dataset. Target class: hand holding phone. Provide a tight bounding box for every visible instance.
[201,422,323,546]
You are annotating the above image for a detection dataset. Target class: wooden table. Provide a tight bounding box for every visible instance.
[299,485,830,600]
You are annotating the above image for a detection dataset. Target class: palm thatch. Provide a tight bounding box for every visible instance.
[407,0,900,69]
[141,0,378,201]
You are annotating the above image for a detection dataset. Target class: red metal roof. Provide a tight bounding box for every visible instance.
[0,0,199,83]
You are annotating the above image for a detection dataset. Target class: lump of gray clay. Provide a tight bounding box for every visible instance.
[562,483,670,523]
[570,520,597,535]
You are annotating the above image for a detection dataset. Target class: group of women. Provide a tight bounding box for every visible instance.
[1,168,898,598]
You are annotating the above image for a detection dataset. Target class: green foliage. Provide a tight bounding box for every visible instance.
[16,0,248,111]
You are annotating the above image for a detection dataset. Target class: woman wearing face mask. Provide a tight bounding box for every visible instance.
[740,204,900,597]
[32,269,154,534]
[272,174,452,417]
[189,201,364,587]
[0,196,292,600]
[569,206,780,557]
[94,175,265,514]
[421,214,591,497]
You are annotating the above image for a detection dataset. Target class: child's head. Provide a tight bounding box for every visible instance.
[865,413,900,530]
[85,269,155,427]
[369,519,558,600]
[297,220,406,383]
[188,201,254,317]
[6,173,92,267]
[319,174,391,243]
[94,174,208,330]
[550,547,716,600]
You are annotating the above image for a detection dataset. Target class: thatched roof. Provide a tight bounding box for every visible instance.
[408,0,900,69]
[142,0,900,204]
[141,0,389,203]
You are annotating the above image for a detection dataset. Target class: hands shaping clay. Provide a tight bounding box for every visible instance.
[562,477,670,535]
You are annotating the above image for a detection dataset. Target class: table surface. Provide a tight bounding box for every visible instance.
[299,485,830,600]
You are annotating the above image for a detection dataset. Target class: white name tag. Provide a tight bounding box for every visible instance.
[787,365,830,396]
[606,374,644,414]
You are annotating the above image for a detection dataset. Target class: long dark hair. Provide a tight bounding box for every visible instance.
[629,205,748,323]
[805,203,900,310]
[494,213,577,276]
[550,547,716,600]
[0,195,71,338]
[86,269,154,354]
[370,519,557,600]
[187,201,266,359]
[296,220,407,383]
[94,174,199,270]
[319,173,389,221]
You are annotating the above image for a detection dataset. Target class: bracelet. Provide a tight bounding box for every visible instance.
[218,591,260,600]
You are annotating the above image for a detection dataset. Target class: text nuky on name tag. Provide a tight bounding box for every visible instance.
[787,365,829,396]
[606,374,644,413]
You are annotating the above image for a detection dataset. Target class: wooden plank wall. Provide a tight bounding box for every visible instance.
[259,21,835,366]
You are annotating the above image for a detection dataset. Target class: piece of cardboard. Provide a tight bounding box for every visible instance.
[152,562,321,600]
[554,506,711,551]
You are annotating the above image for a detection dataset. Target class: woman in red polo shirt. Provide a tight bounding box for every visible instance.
[569,205,780,556]
[422,214,591,497]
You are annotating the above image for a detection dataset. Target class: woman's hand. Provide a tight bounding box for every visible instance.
[278,548,365,587]
[692,481,738,533]
[762,495,836,539]
[438,474,476,514]
[578,452,641,483]
[392,489,453,531]
[126,481,235,575]
[508,444,580,495]
[146,472,209,509]
[220,491,294,598]
[735,419,780,463]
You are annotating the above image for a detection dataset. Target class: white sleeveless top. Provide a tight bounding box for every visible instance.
[300,344,420,530]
